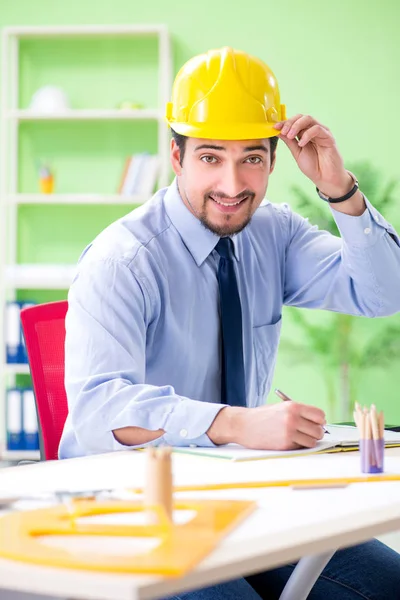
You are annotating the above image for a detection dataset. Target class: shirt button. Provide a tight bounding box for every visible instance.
[374,214,379,222]
[180,429,188,438]
[364,227,371,235]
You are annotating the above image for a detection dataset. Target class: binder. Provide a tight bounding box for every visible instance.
[5,302,21,363]
[6,388,23,450]
[22,388,39,451]
[20,301,36,364]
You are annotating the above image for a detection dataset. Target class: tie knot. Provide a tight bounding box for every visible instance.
[215,237,234,260]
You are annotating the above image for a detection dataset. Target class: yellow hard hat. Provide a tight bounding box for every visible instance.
[166,47,286,140]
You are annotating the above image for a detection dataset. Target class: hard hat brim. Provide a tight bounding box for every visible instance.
[168,121,281,141]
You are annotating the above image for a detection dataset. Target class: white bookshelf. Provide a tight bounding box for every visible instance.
[10,194,150,205]
[7,108,163,121]
[5,265,77,289]
[0,24,172,461]
[4,24,168,37]
[4,364,30,375]
[1,449,40,461]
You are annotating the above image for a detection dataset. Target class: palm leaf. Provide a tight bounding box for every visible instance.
[287,309,339,366]
[359,325,400,368]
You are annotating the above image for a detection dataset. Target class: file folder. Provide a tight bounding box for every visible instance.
[22,388,39,450]
[5,302,21,363]
[6,388,23,451]
[20,302,36,364]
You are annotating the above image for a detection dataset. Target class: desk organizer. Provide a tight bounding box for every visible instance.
[360,438,384,474]
[354,403,385,474]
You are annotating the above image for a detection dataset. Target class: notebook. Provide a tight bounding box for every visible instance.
[172,424,400,462]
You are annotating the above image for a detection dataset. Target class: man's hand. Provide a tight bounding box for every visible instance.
[274,114,366,215]
[273,115,354,197]
[207,402,326,450]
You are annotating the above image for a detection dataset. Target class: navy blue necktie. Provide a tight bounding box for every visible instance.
[215,237,246,407]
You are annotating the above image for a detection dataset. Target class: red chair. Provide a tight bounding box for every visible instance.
[20,300,69,461]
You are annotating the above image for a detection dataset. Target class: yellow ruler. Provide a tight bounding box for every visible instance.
[131,473,400,494]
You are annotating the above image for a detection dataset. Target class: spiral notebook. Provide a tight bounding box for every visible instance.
[172,424,400,462]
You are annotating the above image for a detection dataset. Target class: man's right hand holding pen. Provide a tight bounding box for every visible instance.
[275,388,329,435]
[207,389,327,450]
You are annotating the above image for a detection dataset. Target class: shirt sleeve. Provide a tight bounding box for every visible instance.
[65,258,225,455]
[283,196,400,317]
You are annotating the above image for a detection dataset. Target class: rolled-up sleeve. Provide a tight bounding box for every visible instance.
[283,197,400,317]
[64,258,224,455]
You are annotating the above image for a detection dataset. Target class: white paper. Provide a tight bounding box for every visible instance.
[172,440,335,462]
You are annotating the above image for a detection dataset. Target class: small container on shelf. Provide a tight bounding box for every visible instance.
[38,163,54,194]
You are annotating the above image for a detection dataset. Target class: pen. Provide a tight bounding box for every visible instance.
[274,388,329,434]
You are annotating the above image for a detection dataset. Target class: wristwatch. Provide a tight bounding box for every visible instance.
[316,171,359,203]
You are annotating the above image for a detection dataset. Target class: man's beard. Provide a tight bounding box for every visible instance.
[196,190,256,237]
[199,211,253,237]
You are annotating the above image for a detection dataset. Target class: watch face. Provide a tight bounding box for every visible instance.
[318,191,330,201]
[316,188,330,202]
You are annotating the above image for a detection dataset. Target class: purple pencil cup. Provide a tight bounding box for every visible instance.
[359,438,384,474]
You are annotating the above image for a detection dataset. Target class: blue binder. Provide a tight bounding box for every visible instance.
[6,388,23,451]
[20,302,36,364]
[5,302,22,363]
[22,388,39,451]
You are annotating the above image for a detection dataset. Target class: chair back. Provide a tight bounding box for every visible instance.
[20,300,69,460]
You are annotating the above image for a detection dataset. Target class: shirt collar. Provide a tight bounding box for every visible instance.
[163,179,240,266]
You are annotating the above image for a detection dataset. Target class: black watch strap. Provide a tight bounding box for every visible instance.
[317,172,359,203]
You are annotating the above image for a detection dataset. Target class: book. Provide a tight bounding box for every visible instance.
[325,424,400,447]
[136,154,159,196]
[118,153,159,198]
[172,424,400,462]
[117,157,132,194]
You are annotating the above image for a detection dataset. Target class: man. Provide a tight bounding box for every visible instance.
[61,47,400,599]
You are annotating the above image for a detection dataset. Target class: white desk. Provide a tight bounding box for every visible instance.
[0,448,399,600]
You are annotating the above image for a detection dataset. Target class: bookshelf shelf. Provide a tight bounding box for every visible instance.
[7,109,163,121]
[1,449,39,461]
[5,265,76,289]
[10,194,150,205]
[4,24,168,38]
[3,364,30,375]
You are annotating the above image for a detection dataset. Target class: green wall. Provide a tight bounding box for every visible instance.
[1,0,400,422]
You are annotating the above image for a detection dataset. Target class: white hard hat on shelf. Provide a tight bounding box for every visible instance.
[29,86,70,113]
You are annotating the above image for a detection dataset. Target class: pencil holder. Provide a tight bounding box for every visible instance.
[360,438,384,473]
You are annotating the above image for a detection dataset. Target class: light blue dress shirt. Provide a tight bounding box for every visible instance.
[60,180,400,458]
